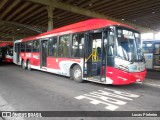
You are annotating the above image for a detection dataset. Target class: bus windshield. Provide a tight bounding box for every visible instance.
[116,27,143,62]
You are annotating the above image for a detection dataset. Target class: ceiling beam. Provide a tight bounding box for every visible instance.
[0,26,7,31]
[0,20,44,33]
[12,4,40,22]
[29,0,154,32]
[112,7,160,19]
[0,0,8,10]
[19,7,46,23]
[95,0,139,13]
[87,0,114,11]
[53,14,90,25]
[24,11,47,24]
[6,2,31,21]
[0,0,21,19]
[0,32,30,38]
[56,17,90,28]
[64,0,74,4]
[35,18,48,26]
[1,27,11,34]
[106,2,160,17]
[75,0,94,8]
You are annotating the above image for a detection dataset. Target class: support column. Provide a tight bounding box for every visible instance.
[12,28,16,42]
[47,6,54,31]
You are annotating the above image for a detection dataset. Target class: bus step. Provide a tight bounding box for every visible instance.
[88,76,99,80]
[41,67,47,70]
[87,76,106,83]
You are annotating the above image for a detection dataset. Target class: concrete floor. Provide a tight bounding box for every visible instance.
[0,63,160,120]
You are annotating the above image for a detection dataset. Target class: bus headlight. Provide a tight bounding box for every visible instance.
[117,65,129,72]
[128,65,145,72]
[128,66,137,72]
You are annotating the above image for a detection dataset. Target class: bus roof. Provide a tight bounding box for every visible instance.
[22,18,136,42]
[0,42,13,47]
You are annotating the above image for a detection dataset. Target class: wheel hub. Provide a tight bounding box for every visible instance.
[74,69,81,79]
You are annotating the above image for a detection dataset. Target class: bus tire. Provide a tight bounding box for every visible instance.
[22,60,26,69]
[27,60,32,71]
[72,65,83,83]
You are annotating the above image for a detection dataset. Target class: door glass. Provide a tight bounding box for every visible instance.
[85,32,103,78]
[154,44,160,54]
[92,39,101,62]
[154,44,160,66]
[15,43,20,63]
[42,41,48,67]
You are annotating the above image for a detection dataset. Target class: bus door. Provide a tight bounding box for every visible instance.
[14,43,20,64]
[40,39,48,68]
[142,41,153,69]
[153,43,160,70]
[83,30,107,82]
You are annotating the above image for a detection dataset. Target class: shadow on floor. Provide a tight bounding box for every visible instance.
[0,62,14,66]
[146,70,159,80]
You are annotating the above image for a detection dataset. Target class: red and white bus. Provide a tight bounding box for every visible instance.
[13,19,146,85]
[0,41,13,62]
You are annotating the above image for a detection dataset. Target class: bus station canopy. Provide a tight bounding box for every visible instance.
[0,0,160,41]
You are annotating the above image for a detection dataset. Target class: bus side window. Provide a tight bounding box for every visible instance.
[21,42,26,52]
[58,35,70,57]
[26,41,33,52]
[33,40,39,52]
[48,37,57,57]
[71,33,84,58]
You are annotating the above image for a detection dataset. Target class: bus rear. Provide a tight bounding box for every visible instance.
[0,42,13,63]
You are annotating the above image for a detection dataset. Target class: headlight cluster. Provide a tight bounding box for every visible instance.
[117,65,129,72]
[117,64,145,72]
[128,65,145,72]
[128,66,138,72]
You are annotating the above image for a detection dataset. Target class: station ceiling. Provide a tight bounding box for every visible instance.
[0,0,160,41]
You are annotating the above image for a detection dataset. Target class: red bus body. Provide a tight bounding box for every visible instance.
[13,19,146,85]
[0,42,13,62]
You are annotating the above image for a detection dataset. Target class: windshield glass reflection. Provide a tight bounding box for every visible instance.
[116,27,143,62]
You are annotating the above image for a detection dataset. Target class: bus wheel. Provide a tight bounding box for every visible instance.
[72,65,83,83]
[22,60,26,69]
[27,60,32,71]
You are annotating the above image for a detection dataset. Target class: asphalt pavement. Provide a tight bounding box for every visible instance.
[0,63,160,120]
